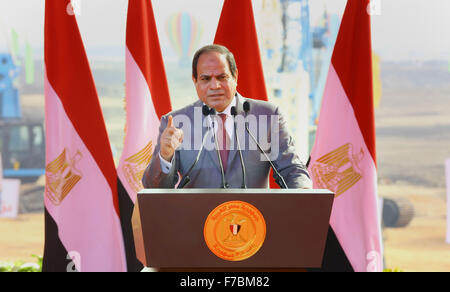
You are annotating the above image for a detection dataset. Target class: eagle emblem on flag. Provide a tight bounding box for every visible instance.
[45,148,83,205]
[122,141,153,193]
[311,143,364,197]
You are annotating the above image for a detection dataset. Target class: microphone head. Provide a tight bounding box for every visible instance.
[243,101,250,113]
[202,105,211,116]
[230,106,237,116]
[209,108,216,115]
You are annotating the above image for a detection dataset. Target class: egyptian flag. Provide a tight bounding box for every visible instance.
[117,0,172,271]
[308,0,383,272]
[214,0,268,101]
[43,0,126,272]
[214,0,285,189]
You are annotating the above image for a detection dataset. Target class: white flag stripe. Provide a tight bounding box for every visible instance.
[117,47,161,202]
[45,74,126,272]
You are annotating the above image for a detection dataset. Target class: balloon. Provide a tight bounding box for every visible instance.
[166,12,203,59]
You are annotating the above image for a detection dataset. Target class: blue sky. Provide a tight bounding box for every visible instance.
[0,0,449,61]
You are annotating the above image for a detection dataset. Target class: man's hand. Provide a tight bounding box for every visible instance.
[160,115,184,162]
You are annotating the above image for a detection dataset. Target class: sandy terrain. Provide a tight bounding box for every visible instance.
[379,184,449,272]
[0,213,44,264]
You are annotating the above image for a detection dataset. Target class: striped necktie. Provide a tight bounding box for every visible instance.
[218,113,229,172]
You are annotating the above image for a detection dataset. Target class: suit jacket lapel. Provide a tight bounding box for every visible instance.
[185,100,222,174]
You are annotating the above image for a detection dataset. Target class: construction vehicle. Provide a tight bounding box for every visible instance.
[0,53,45,182]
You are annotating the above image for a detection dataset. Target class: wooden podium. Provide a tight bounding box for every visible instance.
[132,189,334,271]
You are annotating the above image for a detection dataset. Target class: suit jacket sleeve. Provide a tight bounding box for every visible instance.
[142,115,180,189]
[272,106,312,189]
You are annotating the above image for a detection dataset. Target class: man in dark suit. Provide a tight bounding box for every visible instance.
[142,45,311,189]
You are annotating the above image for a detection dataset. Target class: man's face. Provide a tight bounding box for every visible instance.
[193,51,238,112]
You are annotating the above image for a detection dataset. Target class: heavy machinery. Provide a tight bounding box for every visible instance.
[0,53,45,182]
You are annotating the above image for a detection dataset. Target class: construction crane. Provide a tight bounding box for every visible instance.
[261,0,329,160]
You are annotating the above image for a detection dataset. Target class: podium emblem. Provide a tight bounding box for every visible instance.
[230,224,241,235]
[204,201,266,261]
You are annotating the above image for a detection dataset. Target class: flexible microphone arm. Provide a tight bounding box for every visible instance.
[178,105,214,189]
[231,106,247,189]
[210,108,229,189]
[243,101,289,189]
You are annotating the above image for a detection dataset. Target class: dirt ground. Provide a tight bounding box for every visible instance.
[0,213,44,264]
[0,183,448,271]
[379,184,450,272]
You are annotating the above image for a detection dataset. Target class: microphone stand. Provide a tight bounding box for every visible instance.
[178,105,213,189]
[243,102,289,189]
[210,109,229,189]
[231,106,247,189]
[177,129,211,189]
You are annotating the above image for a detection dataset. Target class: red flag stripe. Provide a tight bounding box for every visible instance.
[331,0,376,165]
[126,0,172,119]
[214,0,280,188]
[214,0,268,101]
[44,0,119,214]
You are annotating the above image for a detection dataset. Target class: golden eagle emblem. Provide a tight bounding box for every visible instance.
[45,149,82,205]
[122,141,153,193]
[311,143,364,197]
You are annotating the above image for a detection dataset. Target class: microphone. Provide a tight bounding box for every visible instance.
[231,106,247,189]
[243,100,250,113]
[202,104,213,116]
[209,108,229,189]
[243,101,289,189]
[178,105,214,189]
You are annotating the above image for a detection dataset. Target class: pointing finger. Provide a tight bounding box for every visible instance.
[167,115,174,128]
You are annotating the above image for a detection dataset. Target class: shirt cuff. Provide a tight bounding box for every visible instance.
[159,152,173,174]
